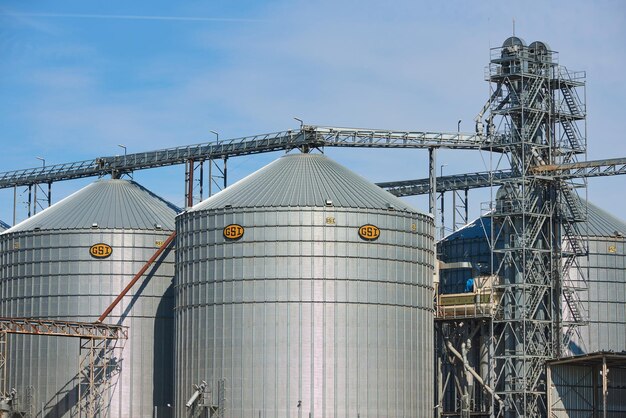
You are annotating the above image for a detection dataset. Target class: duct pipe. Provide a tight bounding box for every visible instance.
[445,340,503,406]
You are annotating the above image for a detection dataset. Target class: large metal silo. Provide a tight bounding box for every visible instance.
[437,200,626,354]
[0,179,179,417]
[175,153,435,418]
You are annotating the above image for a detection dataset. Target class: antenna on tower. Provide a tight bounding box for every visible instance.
[512,18,515,36]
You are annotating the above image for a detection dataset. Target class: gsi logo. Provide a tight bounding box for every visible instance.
[90,243,113,259]
[358,224,380,241]
[223,224,245,240]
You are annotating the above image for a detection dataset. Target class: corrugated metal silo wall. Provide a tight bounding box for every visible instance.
[438,228,626,354]
[573,236,626,354]
[175,207,434,418]
[549,364,626,417]
[0,229,175,418]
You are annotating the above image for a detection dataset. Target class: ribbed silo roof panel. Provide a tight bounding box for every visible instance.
[6,179,180,232]
[585,201,626,237]
[190,153,421,213]
[440,199,626,243]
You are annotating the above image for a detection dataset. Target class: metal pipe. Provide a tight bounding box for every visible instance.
[445,340,503,405]
[96,231,176,323]
[185,381,206,408]
[28,185,32,217]
[429,148,436,216]
[12,186,16,225]
[199,161,204,201]
[602,356,607,418]
[186,159,194,208]
[223,156,228,189]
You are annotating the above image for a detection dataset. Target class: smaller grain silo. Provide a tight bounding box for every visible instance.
[0,179,179,418]
[175,152,435,418]
[575,203,626,353]
[437,200,626,353]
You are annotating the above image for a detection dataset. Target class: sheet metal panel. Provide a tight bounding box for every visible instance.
[438,205,626,354]
[0,179,178,418]
[6,179,179,233]
[549,364,626,417]
[192,153,417,212]
[175,205,434,418]
[575,237,626,353]
[0,229,175,417]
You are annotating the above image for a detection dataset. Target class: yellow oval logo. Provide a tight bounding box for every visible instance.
[90,243,113,259]
[223,224,245,240]
[358,224,380,241]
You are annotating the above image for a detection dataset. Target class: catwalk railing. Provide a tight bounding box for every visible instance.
[0,126,490,188]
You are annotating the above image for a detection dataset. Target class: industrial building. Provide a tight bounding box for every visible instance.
[0,37,625,417]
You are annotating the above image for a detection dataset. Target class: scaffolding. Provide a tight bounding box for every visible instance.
[0,317,127,417]
[484,38,587,417]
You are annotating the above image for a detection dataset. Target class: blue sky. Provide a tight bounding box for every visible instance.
[1,0,625,231]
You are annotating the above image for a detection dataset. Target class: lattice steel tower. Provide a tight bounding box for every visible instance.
[482,37,587,417]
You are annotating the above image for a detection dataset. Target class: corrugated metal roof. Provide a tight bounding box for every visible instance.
[190,153,422,213]
[0,220,9,231]
[4,179,180,233]
[440,200,626,243]
[584,201,626,237]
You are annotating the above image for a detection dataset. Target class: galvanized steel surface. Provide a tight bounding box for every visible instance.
[6,179,179,232]
[549,363,626,417]
[175,154,435,418]
[191,153,418,212]
[0,180,178,417]
[437,201,626,353]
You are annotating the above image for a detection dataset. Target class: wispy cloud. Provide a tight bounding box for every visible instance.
[5,12,266,23]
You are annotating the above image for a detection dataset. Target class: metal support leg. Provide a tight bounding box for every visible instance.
[185,159,194,209]
[28,185,32,217]
[78,337,125,418]
[429,148,437,216]
[223,157,228,189]
[0,332,7,399]
[12,186,16,226]
[440,191,445,240]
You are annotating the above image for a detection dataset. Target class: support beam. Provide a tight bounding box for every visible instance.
[0,126,490,189]
[96,231,176,323]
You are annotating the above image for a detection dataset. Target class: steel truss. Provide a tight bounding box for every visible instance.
[78,336,126,418]
[483,39,587,417]
[0,126,489,190]
[377,157,626,197]
[0,317,127,417]
[184,157,227,208]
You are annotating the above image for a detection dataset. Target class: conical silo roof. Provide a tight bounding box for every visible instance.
[6,179,180,233]
[439,199,626,243]
[189,153,422,213]
[585,201,626,237]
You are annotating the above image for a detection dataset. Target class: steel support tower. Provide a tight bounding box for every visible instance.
[483,37,587,417]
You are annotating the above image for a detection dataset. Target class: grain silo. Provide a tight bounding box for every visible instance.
[0,179,179,417]
[437,200,626,353]
[174,152,435,418]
